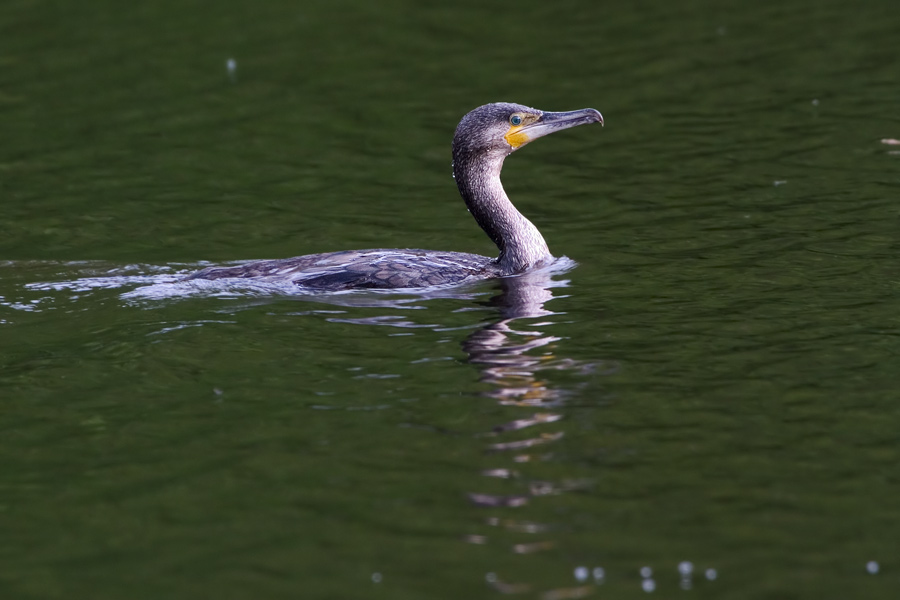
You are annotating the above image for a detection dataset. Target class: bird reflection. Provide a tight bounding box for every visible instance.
[461,266,613,596]
[463,267,601,409]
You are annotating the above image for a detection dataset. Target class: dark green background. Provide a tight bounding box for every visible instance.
[2,0,899,598]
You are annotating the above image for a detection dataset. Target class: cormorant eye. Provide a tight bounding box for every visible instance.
[509,114,523,126]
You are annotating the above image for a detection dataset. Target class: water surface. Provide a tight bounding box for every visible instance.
[2,0,899,598]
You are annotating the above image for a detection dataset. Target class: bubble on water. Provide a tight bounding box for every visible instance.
[642,578,656,592]
[592,567,605,582]
[705,568,718,581]
[678,561,693,576]
[866,561,880,574]
[485,572,498,583]
[640,566,653,578]
[371,572,382,583]
[574,566,589,582]
[811,98,819,106]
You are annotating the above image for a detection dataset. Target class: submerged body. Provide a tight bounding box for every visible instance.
[188,102,602,291]
[192,249,497,289]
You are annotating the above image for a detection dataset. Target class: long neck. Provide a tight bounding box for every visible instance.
[452,149,551,274]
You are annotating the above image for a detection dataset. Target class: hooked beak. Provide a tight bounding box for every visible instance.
[505,108,603,149]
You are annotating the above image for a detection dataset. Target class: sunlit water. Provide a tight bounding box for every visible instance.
[2,0,899,598]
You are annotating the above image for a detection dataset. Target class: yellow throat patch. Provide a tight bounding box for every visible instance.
[503,125,530,149]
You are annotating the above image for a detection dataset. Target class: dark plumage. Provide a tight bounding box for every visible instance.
[187,102,602,291]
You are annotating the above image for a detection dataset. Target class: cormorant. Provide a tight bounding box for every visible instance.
[187,102,602,290]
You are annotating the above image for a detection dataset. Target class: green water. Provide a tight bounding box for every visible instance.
[2,0,899,598]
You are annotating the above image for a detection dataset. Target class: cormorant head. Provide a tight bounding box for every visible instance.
[453,102,603,159]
